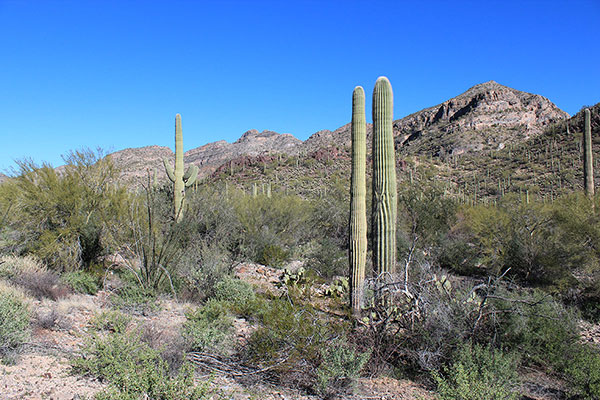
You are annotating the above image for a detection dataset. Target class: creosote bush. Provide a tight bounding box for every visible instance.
[0,283,30,356]
[61,270,100,295]
[433,343,520,400]
[316,336,371,397]
[183,299,235,355]
[73,328,212,399]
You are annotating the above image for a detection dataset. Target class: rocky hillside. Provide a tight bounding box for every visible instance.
[301,81,568,157]
[0,173,7,184]
[110,130,300,183]
[108,81,568,184]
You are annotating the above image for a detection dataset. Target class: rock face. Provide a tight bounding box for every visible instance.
[0,173,7,184]
[109,130,301,183]
[108,145,173,184]
[108,81,569,183]
[302,80,569,157]
[185,129,301,177]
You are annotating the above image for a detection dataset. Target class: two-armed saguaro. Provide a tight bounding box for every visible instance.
[163,114,198,222]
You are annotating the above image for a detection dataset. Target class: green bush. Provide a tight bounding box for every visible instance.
[72,330,211,399]
[433,343,520,400]
[62,270,99,295]
[183,299,234,354]
[213,276,256,315]
[176,241,232,302]
[565,346,600,400]
[232,194,313,264]
[247,298,346,388]
[3,150,130,271]
[315,336,371,396]
[257,244,289,267]
[111,273,158,313]
[308,238,346,278]
[0,284,30,354]
[492,288,579,368]
[90,310,131,334]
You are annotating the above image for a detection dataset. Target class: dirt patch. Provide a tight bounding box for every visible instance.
[0,354,105,400]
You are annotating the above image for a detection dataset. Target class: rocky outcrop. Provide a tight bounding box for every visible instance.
[184,129,301,177]
[110,130,301,183]
[302,81,568,157]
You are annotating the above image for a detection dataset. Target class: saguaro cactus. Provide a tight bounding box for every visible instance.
[163,114,198,222]
[349,86,367,316]
[584,108,594,199]
[372,77,397,291]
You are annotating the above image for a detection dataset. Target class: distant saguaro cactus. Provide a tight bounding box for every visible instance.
[163,114,198,222]
[349,86,367,316]
[584,108,594,199]
[372,77,397,295]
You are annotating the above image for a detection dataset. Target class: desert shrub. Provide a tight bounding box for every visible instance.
[90,310,131,334]
[73,329,211,399]
[232,194,313,264]
[491,288,579,368]
[454,195,600,292]
[176,240,232,302]
[365,265,484,374]
[315,336,371,397]
[564,346,600,400]
[12,268,69,300]
[213,276,256,315]
[308,238,346,278]
[3,150,130,271]
[246,297,346,389]
[257,243,289,267]
[397,183,457,261]
[183,299,234,355]
[61,270,100,295]
[185,187,244,257]
[33,308,63,330]
[0,283,30,354]
[140,321,187,373]
[110,271,158,313]
[433,343,520,400]
[0,255,45,279]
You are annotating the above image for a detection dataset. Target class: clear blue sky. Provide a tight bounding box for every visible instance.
[1,0,599,171]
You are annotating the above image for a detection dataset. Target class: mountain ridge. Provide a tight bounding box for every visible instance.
[105,80,569,183]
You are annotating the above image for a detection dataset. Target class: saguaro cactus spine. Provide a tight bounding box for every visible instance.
[372,77,397,292]
[584,108,594,199]
[349,86,367,315]
[163,114,198,222]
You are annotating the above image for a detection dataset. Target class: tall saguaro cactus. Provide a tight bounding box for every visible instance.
[163,114,198,222]
[584,108,594,199]
[372,77,397,294]
[349,86,367,315]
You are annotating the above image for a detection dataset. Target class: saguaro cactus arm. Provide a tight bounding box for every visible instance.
[163,157,176,182]
[184,165,199,187]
